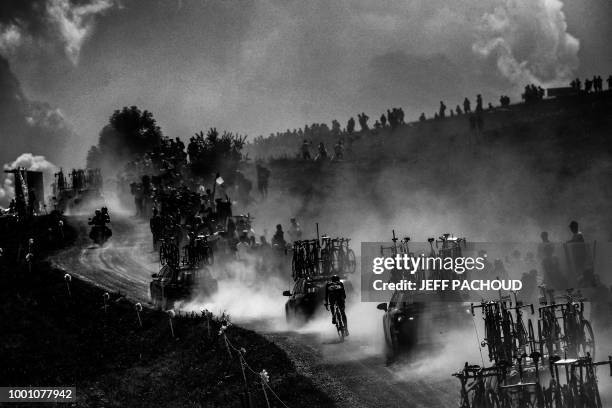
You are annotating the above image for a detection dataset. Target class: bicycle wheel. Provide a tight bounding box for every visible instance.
[502,310,515,359]
[562,312,580,358]
[581,320,595,359]
[330,248,342,274]
[345,248,356,274]
[291,253,298,278]
[335,307,345,342]
[320,249,331,275]
[487,389,503,408]
[537,320,546,357]
[527,319,536,355]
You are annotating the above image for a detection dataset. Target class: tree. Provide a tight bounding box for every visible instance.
[86,106,163,171]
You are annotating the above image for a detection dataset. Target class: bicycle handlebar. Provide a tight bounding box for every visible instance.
[510,303,535,315]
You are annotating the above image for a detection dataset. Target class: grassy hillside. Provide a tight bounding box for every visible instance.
[242,92,612,243]
[0,217,333,407]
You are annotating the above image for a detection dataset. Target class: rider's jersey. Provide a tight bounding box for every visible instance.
[325,281,346,304]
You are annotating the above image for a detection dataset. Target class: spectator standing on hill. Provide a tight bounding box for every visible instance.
[456,105,462,115]
[476,94,483,113]
[419,113,426,122]
[607,75,612,90]
[463,97,471,113]
[357,113,369,131]
[439,101,446,118]
[397,107,405,124]
[380,113,387,127]
[331,119,341,137]
[347,117,355,134]
[388,109,398,129]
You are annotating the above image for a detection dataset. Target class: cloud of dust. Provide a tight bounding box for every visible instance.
[180,257,289,328]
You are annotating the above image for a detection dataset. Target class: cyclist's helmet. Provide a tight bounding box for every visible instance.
[331,275,340,282]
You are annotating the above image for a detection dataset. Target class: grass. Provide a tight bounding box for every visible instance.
[0,217,335,407]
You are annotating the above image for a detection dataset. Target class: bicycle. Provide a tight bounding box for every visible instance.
[326,302,347,341]
[509,291,537,355]
[472,300,514,364]
[549,354,612,408]
[537,286,563,359]
[452,363,505,408]
[159,237,180,269]
[321,236,356,275]
[558,289,595,359]
[291,239,320,279]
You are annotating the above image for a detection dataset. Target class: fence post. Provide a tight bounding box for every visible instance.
[64,273,72,297]
[103,292,110,314]
[260,370,270,408]
[135,303,143,328]
[167,309,176,338]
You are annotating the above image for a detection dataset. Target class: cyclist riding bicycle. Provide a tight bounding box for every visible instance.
[325,275,349,336]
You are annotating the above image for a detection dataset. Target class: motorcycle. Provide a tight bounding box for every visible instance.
[89,222,112,245]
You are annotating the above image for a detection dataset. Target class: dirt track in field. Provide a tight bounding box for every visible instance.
[47,216,467,407]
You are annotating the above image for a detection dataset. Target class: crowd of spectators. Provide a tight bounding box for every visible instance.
[242,74,612,159]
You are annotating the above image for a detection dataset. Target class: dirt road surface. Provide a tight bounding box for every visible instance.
[47,216,466,407]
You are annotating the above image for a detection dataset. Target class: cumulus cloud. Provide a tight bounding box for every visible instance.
[232,0,580,120]
[46,0,115,64]
[0,23,22,54]
[0,55,78,168]
[0,153,57,206]
[0,0,115,64]
[473,0,579,86]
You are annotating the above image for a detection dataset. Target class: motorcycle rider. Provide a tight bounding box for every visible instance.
[325,275,348,336]
[89,208,112,243]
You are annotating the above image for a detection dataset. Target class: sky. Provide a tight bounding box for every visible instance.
[0,0,611,169]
